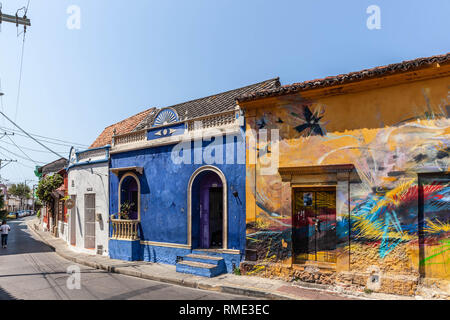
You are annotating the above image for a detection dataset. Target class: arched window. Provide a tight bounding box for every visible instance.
[118,173,141,220]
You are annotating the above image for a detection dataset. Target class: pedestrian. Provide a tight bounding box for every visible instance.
[1,220,11,248]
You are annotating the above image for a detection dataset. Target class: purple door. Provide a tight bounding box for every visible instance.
[199,172,223,249]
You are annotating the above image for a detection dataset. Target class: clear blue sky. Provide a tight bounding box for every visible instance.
[0,0,449,186]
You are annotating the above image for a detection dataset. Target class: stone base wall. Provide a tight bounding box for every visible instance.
[240,261,434,297]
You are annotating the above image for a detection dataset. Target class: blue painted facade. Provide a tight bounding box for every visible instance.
[109,122,246,273]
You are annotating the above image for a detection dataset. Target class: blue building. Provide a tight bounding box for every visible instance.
[108,79,280,277]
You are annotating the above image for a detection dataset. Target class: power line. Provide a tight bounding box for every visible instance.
[14,31,27,122]
[0,139,66,154]
[6,134,38,165]
[0,111,64,158]
[13,1,31,121]
[0,78,5,126]
[0,145,46,164]
[1,127,85,148]
[0,126,88,147]
[16,161,34,169]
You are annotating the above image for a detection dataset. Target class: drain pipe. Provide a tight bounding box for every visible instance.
[348,171,351,271]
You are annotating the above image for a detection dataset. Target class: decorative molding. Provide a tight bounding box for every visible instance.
[153,108,179,127]
[279,164,360,185]
[278,164,355,176]
[110,126,241,154]
[140,240,191,249]
[154,128,177,137]
[110,166,144,176]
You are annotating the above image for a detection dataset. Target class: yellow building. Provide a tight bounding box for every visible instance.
[237,53,450,296]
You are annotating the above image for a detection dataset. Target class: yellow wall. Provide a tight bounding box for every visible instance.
[244,72,450,281]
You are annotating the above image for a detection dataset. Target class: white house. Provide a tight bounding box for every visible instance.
[67,146,110,256]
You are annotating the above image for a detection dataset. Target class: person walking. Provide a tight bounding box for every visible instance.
[1,220,11,248]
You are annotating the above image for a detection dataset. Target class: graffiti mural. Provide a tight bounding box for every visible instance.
[244,85,450,283]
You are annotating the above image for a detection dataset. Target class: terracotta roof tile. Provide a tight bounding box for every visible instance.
[237,52,450,103]
[134,78,280,131]
[89,108,156,149]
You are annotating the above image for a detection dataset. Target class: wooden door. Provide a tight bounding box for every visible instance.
[84,194,96,249]
[292,188,337,264]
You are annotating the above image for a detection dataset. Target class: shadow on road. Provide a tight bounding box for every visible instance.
[0,286,18,300]
[0,219,54,256]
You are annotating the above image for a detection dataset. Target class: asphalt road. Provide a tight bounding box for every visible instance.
[0,217,254,300]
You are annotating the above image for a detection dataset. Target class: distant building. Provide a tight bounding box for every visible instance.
[66,108,155,256]
[37,158,68,238]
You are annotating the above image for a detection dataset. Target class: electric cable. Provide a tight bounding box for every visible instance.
[0,111,65,158]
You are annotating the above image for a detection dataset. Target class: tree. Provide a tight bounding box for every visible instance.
[35,174,63,206]
[0,194,6,220]
[9,183,31,210]
[0,193,5,210]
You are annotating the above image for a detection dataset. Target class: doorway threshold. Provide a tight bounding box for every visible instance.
[193,248,241,255]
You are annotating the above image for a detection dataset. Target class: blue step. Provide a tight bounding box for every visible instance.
[176,253,226,277]
[183,254,224,266]
[191,249,224,258]
[176,260,225,277]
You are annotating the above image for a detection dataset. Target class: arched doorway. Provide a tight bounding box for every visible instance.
[119,173,140,220]
[188,166,227,250]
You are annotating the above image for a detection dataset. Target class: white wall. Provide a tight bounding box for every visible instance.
[67,162,109,256]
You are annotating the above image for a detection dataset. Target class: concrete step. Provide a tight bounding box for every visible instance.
[176,260,225,278]
[184,254,224,265]
[191,249,225,258]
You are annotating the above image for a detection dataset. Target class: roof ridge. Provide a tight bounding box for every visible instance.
[157,77,280,110]
[103,107,156,130]
[237,52,450,102]
[291,52,450,86]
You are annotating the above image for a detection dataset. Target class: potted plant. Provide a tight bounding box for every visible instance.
[119,201,134,220]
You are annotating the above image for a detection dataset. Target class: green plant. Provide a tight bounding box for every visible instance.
[37,209,41,218]
[233,267,241,276]
[120,201,134,219]
[35,174,63,205]
[0,194,5,211]
[0,209,7,221]
[364,288,373,294]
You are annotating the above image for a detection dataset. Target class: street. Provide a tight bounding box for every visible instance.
[0,218,254,300]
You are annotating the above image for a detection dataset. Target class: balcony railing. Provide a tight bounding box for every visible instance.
[77,148,107,162]
[111,219,140,240]
[187,110,238,132]
[113,130,147,147]
[111,110,239,149]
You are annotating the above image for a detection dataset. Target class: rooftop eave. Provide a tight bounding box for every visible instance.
[238,60,450,108]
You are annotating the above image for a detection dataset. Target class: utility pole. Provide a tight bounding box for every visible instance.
[32,183,37,214]
[0,159,17,170]
[0,7,31,31]
[24,179,35,210]
[0,132,14,140]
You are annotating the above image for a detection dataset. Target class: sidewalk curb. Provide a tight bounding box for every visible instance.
[26,220,297,300]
